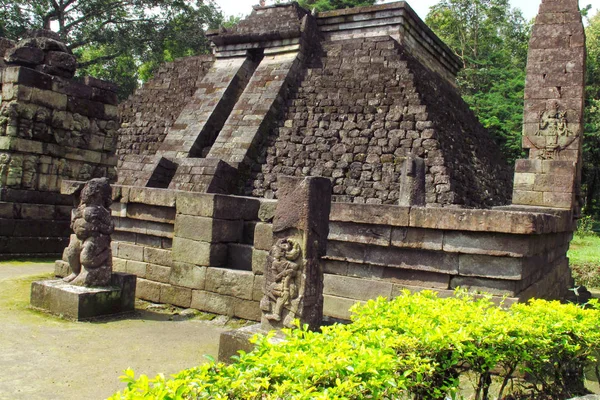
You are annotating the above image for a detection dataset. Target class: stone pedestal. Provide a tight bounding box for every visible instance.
[30,273,136,320]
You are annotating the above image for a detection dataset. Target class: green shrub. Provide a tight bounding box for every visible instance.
[110,291,600,400]
[577,215,598,237]
[569,234,600,288]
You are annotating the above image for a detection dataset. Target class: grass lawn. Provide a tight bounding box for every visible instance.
[569,234,600,289]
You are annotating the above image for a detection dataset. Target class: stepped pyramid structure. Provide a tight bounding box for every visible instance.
[117,2,513,208]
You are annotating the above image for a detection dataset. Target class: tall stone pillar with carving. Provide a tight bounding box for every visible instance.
[260,176,332,331]
[512,0,585,212]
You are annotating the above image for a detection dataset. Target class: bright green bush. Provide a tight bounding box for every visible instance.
[110,291,600,400]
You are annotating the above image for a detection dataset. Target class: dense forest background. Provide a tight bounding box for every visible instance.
[0,0,598,217]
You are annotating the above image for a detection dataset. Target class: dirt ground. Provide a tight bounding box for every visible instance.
[0,260,243,400]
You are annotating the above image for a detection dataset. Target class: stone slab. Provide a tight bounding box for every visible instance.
[218,324,268,364]
[30,273,136,320]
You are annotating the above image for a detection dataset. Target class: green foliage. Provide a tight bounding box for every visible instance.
[110,291,600,400]
[583,13,600,219]
[296,0,376,13]
[569,233,600,288]
[426,0,530,163]
[0,0,224,100]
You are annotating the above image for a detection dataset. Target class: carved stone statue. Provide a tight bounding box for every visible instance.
[0,153,10,186]
[63,177,114,287]
[261,238,302,323]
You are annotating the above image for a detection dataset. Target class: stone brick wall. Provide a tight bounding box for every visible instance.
[322,203,574,319]
[246,36,512,207]
[0,33,119,257]
[54,186,575,321]
[117,56,214,159]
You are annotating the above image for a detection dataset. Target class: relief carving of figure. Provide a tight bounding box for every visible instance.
[261,238,302,323]
[532,102,578,160]
[21,155,38,189]
[63,178,114,287]
[0,153,10,186]
[6,155,23,187]
[0,103,19,137]
[32,107,52,141]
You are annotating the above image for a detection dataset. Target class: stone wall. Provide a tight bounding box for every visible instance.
[246,36,512,207]
[0,32,119,257]
[117,56,214,159]
[56,185,575,320]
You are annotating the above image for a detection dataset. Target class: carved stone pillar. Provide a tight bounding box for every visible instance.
[512,0,585,212]
[260,176,332,331]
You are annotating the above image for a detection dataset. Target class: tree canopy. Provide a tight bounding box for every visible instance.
[583,12,600,217]
[426,0,530,163]
[0,0,224,99]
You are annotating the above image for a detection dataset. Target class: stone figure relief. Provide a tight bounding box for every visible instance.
[21,155,38,189]
[0,153,10,186]
[63,178,114,287]
[261,238,302,325]
[5,154,23,187]
[0,102,19,137]
[531,101,579,160]
[32,107,52,141]
[78,164,93,181]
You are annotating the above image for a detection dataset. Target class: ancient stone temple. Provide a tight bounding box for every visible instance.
[116,2,513,208]
[50,0,582,321]
[0,30,119,258]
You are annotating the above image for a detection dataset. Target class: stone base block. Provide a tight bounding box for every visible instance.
[30,273,136,320]
[218,324,286,364]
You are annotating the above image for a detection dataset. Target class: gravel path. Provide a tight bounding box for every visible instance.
[0,261,232,400]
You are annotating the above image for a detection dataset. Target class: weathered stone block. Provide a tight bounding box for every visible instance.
[443,231,532,257]
[251,248,268,275]
[30,273,136,320]
[174,214,243,243]
[323,294,362,320]
[391,227,443,250]
[128,187,176,207]
[191,290,234,316]
[450,276,520,296]
[146,264,171,283]
[117,243,144,261]
[126,203,176,224]
[382,267,450,289]
[169,263,206,289]
[218,324,265,363]
[253,222,274,251]
[330,202,410,226]
[205,268,254,300]
[171,238,226,266]
[126,260,148,278]
[160,285,192,308]
[143,247,173,267]
[458,254,526,280]
[328,221,391,246]
[323,274,393,301]
[136,278,166,302]
[234,298,260,321]
[176,192,260,220]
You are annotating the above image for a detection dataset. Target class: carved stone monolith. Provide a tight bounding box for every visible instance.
[512,0,585,212]
[260,176,332,330]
